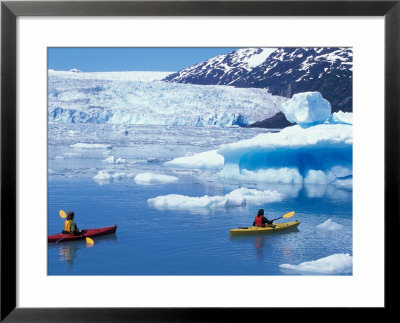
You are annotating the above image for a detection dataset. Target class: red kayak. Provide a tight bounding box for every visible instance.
[48,225,117,243]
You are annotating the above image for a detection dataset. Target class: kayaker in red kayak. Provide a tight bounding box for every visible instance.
[253,209,275,228]
[62,211,84,235]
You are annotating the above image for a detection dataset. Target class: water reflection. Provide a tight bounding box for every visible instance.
[50,234,117,269]
[230,228,300,262]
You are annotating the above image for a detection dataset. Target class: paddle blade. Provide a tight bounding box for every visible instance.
[283,211,295,218]
[59,210,66,218]
[86,237,94,245]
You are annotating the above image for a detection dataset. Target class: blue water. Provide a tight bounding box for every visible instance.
[48,124,352,275]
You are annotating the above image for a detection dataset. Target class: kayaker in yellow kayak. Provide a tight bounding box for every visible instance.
[62,211,83,235]
[253,209,276,228]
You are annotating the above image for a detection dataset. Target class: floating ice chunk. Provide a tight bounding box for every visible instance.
[218,123,352,185]
[317,219,343,231]
[327,111,353,125]
[219,164,303,184]
[71,143,112,149]
[165,149,224,170]
[281,92,331,126]
[279,253,352,274]
[54,155,64,160]
[93,170,133,183]
[134,173,179,185]
[147,187,285,210]
[103,156,126,164]
[93,170,112,181]
[104,156,115,163]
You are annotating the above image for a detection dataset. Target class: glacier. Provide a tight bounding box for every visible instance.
[48,70,286,127]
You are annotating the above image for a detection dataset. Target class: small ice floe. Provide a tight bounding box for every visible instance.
[93,170,134,183]
[317,219,343,231]
[279,253,352,274]
[165,149,224,170]
[103,156,127,164]
[54,155,64,160]
[70,143,112,149]
[147,187,285,210]
[134,173,179,185]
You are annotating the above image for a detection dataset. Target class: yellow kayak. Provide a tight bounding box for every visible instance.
[230,221,300,235]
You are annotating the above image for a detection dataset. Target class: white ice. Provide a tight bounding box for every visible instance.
[134,173,179,185]
[70,143,112,149]
[147,187,285,210]
[218,123,352,185]
[48,70,286,127]
[279,253,352,274]
[165,150,224,170]
[316,219,344,231]
[281,92,331,126]
[327,111,353,125]
[93,170,134,183]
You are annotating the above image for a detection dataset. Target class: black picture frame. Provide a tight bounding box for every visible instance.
[1,0,398,321]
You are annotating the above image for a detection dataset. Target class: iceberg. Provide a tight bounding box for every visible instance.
[218,123,352,185]
[317,219,343,231]
[147,187,285,210]
[279,253,352,274]
[327,111,353,125]
[134,173,179,185]
[93,170,134,183]
[281,91,331,126]
[165,150,224,170]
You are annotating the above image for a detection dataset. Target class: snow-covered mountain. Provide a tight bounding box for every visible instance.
[163,48,274,85]
[163,47,353,113]
[48,70,286,127]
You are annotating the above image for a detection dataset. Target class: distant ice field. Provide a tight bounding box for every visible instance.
[48,70,286,127]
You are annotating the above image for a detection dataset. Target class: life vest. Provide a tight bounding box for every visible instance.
[254,215,264,227]
[64,220,72,232]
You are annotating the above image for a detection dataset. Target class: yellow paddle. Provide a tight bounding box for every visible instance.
[58,209,95,245]
[272,211,295,222]
[86,237,94,245]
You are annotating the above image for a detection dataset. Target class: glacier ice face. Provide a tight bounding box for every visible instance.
[163,121,352,187]
[281,91,331,126]
[48,70,286,127]
[217,123,352,185]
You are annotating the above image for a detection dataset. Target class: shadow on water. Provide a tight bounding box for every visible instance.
[48,234,117,268]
